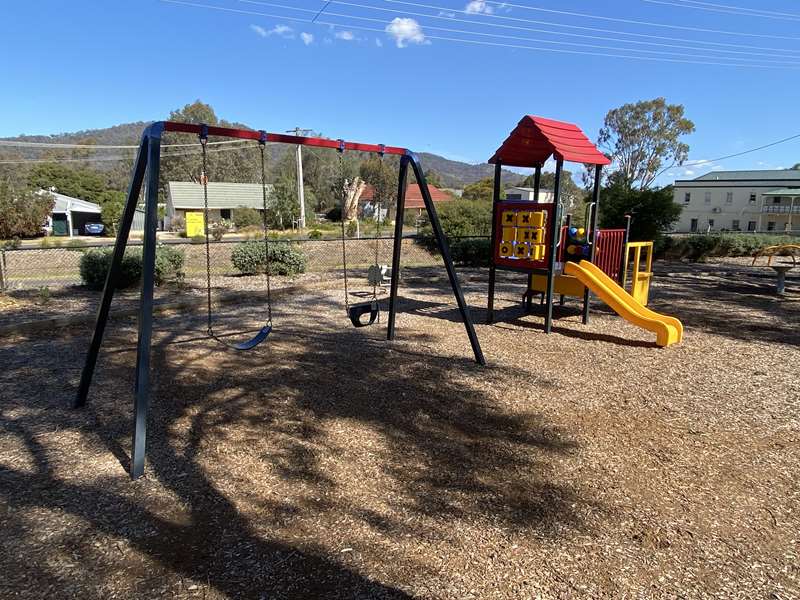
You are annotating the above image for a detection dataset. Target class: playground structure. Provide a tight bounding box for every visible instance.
[486,115,683,347]
[73,121,486,479]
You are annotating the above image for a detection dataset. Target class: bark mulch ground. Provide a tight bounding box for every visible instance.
[0,261,798,599]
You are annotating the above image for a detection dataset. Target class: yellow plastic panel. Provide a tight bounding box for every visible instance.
[498,242,513,257]
[502,211,517,226]
[514,243,530,258]
[531,229,544,244]
[517,228,534,243]
[501,227,516,242]
[517,211,533,227]
[530,211,545,228]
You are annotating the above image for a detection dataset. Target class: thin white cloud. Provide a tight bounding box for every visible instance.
[385,17,427,48]
[250,24,268,38]
[270,24,294,38]
[335,30,355,41]
[465,1,493,14]
[301,32,314,45]
[375,37,383,47]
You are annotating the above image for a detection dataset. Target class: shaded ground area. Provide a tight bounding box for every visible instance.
[0,261,798,598]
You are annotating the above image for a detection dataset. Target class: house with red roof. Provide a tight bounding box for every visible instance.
[359,182,454,221]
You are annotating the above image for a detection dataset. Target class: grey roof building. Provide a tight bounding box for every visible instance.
[165,182,276,228]
[41,190,102,237]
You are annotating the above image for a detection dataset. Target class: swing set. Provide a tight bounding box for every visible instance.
[74,121,486,479]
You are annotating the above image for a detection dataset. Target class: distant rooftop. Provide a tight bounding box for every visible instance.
[689,170,800,182]
[38,190,101,214]
[167,182,275,210]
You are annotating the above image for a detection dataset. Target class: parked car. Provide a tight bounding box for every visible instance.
[84,223,105,235]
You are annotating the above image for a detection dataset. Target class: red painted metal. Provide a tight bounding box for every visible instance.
[594,229,626,281]
[489,116,611,168]
[162,121,407,156]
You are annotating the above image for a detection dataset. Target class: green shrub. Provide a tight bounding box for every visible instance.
[233,207,263,228]
[231,240,306,276]
[418,199,491,251]
[449,237,491,267]
[190,234,206,244]
[661,233,798,261]
[66,238,85,251]
[308,229,323,240]
[154,244,185,284]
[79,245,185,290]
[1,237,21,250]
[210,220,227,242]
[80,248,142,290]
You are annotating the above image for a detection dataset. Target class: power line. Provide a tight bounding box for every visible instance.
[643,0,800,21]
[240,0,800,60]
[376,0,800,54]
[160,0,800,69]
[415,0,800,41]
[311,0,332,23]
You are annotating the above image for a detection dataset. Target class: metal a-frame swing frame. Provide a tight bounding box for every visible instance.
[73,121,486,479]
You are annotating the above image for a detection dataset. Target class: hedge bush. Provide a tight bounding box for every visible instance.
[660,233,798,261]
[231,240,306,276]
[449,237,491,267]
[79,245,185,290]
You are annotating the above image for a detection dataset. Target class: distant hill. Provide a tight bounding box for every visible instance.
[2,121,522,189]
[417,152,524,188]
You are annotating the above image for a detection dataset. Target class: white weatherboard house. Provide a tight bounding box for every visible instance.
[504,187,555,203]
[672,170,800,234]
[165,181,275,229]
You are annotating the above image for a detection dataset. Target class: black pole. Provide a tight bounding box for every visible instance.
[619,213,632,286]
[487,161,502,324]
[533,164,542,202]
[543,159,563,334]
[582,164,602,325]
[408,153,485,365]
[74,131,151,409]
[130,126,163,480]
[387,156,409,341]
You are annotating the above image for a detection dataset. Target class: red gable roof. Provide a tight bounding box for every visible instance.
[489,115,610,168]
[361,183,453,210]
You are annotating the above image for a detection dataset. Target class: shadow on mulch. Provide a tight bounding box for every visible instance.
[0,294,585,598]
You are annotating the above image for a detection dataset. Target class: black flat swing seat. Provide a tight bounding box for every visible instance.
[222,324,273,351]
[348,301,379,328]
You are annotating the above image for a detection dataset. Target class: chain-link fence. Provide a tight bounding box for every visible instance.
[0,236,480,291]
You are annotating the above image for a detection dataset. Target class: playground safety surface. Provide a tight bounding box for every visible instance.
[1,262,798,599]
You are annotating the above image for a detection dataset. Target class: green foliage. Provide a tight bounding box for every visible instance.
[231,240,306,276]
[326,206,342,222]
[424,169,445,189]
[79,245,185,290]
[233,207,262,228]
[598,97,695,190]
[79,248,142,290]
[1,237,21,250]
[598,183,681,242]
[419,199,492,241]
[403,209,420,227]
[190,234,206,244]
[37,286,51,305]
[308,229,323,240]
[518,170,586,222]
[210,220,228,242]
[0,182,54,239]
[99,191,125,235]
[462,178,496,203]
[360,156,397,206]
[66,238,85,250]
[345,220,359,238]
[659,234,798,261]
[449,237,491,267]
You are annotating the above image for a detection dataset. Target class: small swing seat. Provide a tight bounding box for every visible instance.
[230,324,272,351]
[348,301,379,328]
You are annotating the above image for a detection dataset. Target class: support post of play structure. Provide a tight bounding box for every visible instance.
[74,129,152,409]
[543,159,563,334]
[131,125,163,479]
[525,164,543,311]
[486,161,503,323]
[620,214,632,287]
[582,164,602,325]
[406,153,486,366]
[387,157,409,342]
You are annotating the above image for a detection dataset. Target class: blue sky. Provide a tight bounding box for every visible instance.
[1,0,799,183]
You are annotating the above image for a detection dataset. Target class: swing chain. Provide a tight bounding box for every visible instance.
[258,131,273,326]
[337,142,351,310]
[200,126,214,337]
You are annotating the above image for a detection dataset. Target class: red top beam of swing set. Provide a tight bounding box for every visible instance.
[162,121,408,156]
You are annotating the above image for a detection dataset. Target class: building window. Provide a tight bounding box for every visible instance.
[748,221,756,231]
[732,219,740,230]
[690,218,698,232]
[772,197,781,204]
[684,192,691,203]
[708,219,715,229]
[767,221,776,231]
[726,192,733,204]
[749,193,757,203]
[220,209,231,219]
[704,191,712,204]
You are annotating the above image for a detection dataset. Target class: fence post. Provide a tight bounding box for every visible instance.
[0,249,6,291]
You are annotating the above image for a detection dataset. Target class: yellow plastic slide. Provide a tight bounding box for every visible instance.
[563,260,683,347]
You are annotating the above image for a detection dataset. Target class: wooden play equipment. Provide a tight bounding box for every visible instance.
[752,244,800,295]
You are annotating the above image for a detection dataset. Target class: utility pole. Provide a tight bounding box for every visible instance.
[287,127,313,229]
